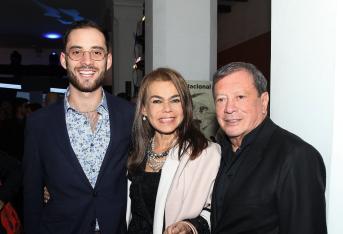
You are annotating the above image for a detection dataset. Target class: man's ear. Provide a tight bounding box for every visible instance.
[106,53,112,71]
[60,52,67,69]
[261,92,269,114]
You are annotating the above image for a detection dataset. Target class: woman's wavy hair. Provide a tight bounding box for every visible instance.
[128,67,208,173]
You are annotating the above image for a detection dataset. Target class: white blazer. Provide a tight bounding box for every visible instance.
[127,142,221,234]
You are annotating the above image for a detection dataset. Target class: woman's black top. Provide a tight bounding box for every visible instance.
[127,169,161,234]
[127,160,210,234]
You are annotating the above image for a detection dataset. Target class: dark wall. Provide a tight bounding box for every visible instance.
[217,32,271,82]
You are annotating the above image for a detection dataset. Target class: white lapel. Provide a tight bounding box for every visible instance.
[153,147,180,234]
[126,178,132,228]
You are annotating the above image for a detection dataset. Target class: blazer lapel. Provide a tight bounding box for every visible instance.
[231,119,276,188]
[153,147,180,234]
[51,101,92,188]
[95,94,121,187]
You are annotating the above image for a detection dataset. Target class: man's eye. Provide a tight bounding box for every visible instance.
[93,50,103,55]
[71,50,81,55]
[238,95,245,99]
[216,98,224,103]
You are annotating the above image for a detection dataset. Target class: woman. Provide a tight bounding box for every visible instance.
[127,68,221,234]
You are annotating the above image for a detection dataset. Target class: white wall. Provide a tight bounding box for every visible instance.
[271,0,342,232]
[112,0,144,95]
[145,0,217,81]
[217,0,270,51]
[327,0,343,231]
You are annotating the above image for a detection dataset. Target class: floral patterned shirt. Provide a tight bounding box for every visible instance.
[64,89,110,188]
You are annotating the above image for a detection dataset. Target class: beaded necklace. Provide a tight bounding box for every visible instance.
[146,138,169,172]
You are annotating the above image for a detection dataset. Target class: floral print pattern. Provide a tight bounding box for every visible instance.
[64,90,110,188]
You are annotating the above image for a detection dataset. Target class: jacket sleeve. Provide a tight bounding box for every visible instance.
[277,144,327,234]
[23,117,44,234]
[0,151,21,203]
[183,143,221,234]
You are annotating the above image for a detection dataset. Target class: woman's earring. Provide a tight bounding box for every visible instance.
[142,115,147,121]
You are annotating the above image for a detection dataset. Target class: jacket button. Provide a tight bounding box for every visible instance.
[93,191,98,197]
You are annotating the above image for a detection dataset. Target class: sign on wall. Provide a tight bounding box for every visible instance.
[187,80,219,141]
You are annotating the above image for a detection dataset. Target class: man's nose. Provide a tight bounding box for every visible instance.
[224,99,237,113]
[80,51,93,64]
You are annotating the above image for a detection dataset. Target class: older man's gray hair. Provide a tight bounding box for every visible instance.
[212,62,268,96]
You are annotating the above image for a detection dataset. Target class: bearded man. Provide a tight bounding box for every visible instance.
[23,20,134,234]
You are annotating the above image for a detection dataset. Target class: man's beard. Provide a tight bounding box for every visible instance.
[67,63,106,93]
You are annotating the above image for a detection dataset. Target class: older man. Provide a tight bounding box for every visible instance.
[211,62,327,234]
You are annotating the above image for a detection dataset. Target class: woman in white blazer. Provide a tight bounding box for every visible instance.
[127,68,221,234]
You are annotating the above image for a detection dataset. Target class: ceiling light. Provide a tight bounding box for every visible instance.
[43,33,62,39]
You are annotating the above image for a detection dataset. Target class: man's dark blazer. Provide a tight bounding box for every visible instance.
[23,93,134,234]
[211,118,327,234]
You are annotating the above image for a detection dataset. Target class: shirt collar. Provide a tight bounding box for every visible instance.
[234,117,268,155]
[64,87,108,113]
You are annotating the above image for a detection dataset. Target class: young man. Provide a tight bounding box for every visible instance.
[23,20,134,234]
[211,62,327,234]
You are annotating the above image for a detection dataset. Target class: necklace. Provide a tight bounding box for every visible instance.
[146,138,169,172]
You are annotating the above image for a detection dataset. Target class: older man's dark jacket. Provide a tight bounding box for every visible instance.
[211,118,327,234]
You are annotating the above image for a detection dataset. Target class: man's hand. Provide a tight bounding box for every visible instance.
[164,221,195,234]
[43,186,50,203]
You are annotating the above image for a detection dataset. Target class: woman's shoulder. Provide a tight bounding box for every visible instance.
[204,141,221,156]
[192,141,221,163]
